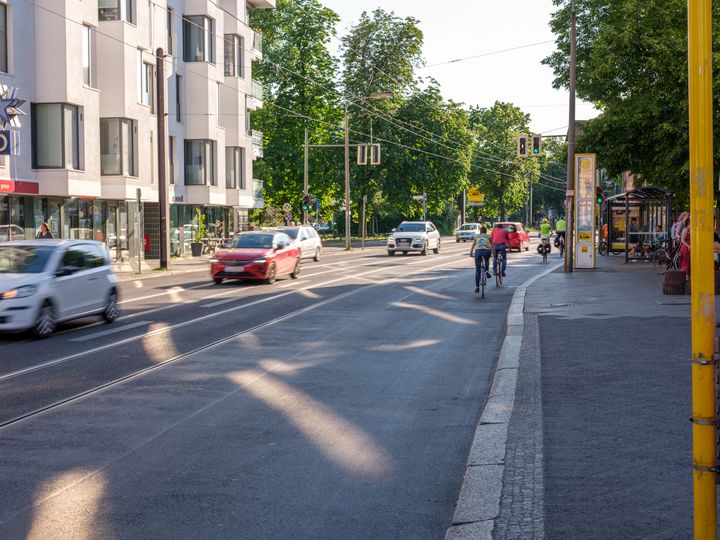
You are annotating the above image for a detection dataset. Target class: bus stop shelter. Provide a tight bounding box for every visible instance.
[604,186,674,263]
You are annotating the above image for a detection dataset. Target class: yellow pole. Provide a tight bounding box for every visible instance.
[688,1,716,537]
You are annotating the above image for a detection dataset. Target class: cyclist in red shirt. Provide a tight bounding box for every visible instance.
[490,223,508,276]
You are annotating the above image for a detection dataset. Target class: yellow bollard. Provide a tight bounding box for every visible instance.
[687,0,716,537]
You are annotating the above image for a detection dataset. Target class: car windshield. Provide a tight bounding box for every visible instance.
[397,223,425,232]
[282,228,299,239]
[459,224,476,231]
[230,233,274,249]
[0,245,54,273]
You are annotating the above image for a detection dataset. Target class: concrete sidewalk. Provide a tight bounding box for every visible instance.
[494,254,699,538]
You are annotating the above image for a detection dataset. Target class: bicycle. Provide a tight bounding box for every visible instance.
[494,248,505,287]
[557,234,565,256]
[653,245,681,275]
[599,240,608,256]
[477,256,488,299]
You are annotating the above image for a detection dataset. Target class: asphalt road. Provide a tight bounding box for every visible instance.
[0,237,551,539]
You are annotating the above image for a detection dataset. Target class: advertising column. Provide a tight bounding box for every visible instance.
[574,153,596,269]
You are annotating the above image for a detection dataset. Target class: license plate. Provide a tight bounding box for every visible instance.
[398,239,410,244]
[225,265,244,273]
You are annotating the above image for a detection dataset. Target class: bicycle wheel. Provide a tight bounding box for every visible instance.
[672,250,682,271]
[495,256,503,287]
[599,241,608,256]
[653,249,669,275]
[480,264,486,299]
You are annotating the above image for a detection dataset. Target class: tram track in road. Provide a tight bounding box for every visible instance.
[0,253,470,431]
[0,245,470,382]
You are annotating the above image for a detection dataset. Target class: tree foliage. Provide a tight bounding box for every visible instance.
[543,0,720,202]
[469,102,541,220]
[250,0,342,220]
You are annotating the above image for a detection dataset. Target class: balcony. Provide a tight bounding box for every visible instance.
[248,79,264,109]
[251,130,264,159]
[252,179,264,208]
[251,30,263,55]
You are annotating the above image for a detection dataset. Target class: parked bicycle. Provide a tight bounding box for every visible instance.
[653,245,681,274]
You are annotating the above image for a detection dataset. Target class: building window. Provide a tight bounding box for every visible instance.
[98,0,135,24]
[0,4,9,73]
[31,103,81,170]
[169,136,175,185]
[216,82,221,127]
[182,15,214,63]
[137,52,154,113]
[245,96,251,134]
[225,147,245,189]
[167,7,174,55]
[223,34,244,78]
[100,118,136,176]
[175,74,182,122]
[184,140,215,186]
[82,25,95,87]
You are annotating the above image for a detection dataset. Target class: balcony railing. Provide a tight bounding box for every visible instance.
[252,179,263,200]
[251,79,263,101]
[252,30,263,53]
[251,130,264,158]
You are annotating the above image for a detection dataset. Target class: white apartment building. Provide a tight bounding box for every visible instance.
[0,0,274,259]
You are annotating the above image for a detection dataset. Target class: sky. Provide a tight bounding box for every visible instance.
[321,0,598,136]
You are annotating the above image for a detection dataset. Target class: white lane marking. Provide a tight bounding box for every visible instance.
[69,321,154,342]
[0,255,466,384]
[279,280,311,289]
[202,297,243,309]
[118,284,208,305]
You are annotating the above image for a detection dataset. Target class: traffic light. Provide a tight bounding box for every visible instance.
[531,134,541,155]
[596,187,604,205]
[518,134,528,157]
[302,194,310,212]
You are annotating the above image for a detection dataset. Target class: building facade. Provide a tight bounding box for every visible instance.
[0,0,273,259]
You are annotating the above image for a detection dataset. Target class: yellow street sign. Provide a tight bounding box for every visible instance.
[467,187,485,204]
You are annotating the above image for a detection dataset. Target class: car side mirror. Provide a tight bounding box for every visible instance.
[276,242,286,250]
[391,228,397,232]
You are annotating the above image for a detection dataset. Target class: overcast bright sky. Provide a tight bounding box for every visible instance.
[321,0,598,136]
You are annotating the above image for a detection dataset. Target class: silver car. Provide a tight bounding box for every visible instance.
[387,221,441,256]
[279,225,323,261]
[0,240,119,338]
[456,223,481,242]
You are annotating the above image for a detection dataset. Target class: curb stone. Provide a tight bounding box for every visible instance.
[445,263,562,540]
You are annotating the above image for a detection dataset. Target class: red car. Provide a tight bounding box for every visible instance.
[210,231,301,285]
[495,222,531,252]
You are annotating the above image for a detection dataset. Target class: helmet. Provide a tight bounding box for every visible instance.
[542,218,549,223]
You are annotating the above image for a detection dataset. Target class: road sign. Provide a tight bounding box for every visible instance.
[467,187,485,204]
[412,195,425,201]
[282,203,291,212]
[284,213,292,222]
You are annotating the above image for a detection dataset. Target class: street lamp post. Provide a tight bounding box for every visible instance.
[343,92,392,250]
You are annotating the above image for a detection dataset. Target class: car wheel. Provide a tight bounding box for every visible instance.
[265,262,277,284]
[388,250,395,256]
[103,290,119,323]
[290,259,302,279]
[213,277,223,285]
[524,243,529,251]
[313,247,321,262]
[33,301,56,339]
[456,238,460,243]
[421,244,428,256]
[433,239,440,254]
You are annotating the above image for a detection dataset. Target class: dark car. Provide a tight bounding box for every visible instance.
[210,232,301,285]
[495,222,530,251]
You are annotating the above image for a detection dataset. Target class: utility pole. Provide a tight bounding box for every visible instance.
[422,192,427,222]
[156,48,169,269]
[460,189,466,225]
[564,1,576,272]
[361,195,367,250]
[687,0,716,535]
[344,104,351,250]
[303,127,309,225]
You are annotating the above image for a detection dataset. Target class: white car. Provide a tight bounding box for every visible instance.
[456,223,481,242]
[280,225,323,261]
[0,240,119,338]
[387,221,441,256]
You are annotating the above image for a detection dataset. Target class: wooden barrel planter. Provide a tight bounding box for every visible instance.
[663,270,686,295]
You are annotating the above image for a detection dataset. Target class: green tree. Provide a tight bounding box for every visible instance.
[250,0,343,223]
[469,102,540,221]
[543,0,720,202]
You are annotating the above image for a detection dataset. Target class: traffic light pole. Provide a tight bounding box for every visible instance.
[303,127,309,225]
[564,3,576,273]
[156,48,169,270]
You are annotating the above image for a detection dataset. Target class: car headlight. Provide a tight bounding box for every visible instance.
[414,237,424,242]
[252,257,267,263]
[210,258,219,263]
[2,284,37,300]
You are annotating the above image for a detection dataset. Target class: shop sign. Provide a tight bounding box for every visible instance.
[0,85,25,130]
[0,130,17,155]
[0,179,39,194]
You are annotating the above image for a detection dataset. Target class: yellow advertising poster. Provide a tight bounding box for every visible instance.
[574,153,597,269]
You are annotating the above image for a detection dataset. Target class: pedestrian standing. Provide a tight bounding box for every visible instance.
[671,212,688,250]
[679,216,691,279]
[36,222,54,239]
